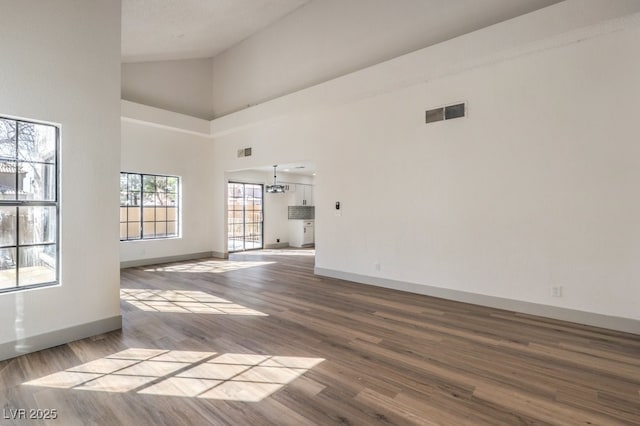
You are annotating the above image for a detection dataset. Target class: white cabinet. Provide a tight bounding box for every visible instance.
[289,220,314,247]
[303,220,314,245]
[305,186,313,206]
[294,184,313,206]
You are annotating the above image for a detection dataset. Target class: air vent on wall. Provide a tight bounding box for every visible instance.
[237,147,252,158]
[425,102,466,124]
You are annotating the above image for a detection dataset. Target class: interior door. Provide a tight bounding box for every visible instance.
[228,182,263,252]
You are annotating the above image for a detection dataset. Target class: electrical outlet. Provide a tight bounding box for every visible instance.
[375,262,381,272]
[552,286,563,297]
[276,238,280,243]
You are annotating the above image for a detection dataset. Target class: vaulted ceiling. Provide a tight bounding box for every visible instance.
[122,0,309,62]
[121,0,562,63]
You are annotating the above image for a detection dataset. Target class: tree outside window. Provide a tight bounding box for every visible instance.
[120,172,179,241]
[0,117,58,292]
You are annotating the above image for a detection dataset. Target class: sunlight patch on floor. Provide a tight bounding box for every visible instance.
[144,260,275,273]
[24,349,324,402]
[237,249,315,257]
[120,289,268,316]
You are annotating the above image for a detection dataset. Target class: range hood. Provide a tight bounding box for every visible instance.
[266,165,286,193]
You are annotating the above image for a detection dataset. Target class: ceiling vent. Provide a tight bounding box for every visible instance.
[425,102,466,124]
[237,147,252,158]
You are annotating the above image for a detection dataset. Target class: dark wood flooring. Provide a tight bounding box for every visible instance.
[1,249,639,425]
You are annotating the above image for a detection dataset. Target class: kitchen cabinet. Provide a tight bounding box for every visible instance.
[289,220,314,247]
[294,184,314,206]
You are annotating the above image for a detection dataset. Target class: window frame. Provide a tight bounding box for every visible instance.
[227,182,264,252]
[0,115,60,293]
[120,172,180,241]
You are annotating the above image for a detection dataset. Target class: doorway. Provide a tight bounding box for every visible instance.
[228,182,264,252]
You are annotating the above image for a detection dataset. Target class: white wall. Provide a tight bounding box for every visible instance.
[211,2,640,326]
[121,107,215,264]
[122,58,214,119]
[210,0,561,117]
[0,1,121,349]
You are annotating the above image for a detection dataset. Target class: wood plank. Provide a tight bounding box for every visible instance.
[0,249,637,425]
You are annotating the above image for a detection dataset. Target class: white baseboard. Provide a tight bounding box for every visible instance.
[0,315,122,362]
[120,251,220,268]
[314,267,639,335]
[212,250,228,259]
[265,242,290,249]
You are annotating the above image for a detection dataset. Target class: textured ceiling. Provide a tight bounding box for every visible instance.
[122,0,309,63]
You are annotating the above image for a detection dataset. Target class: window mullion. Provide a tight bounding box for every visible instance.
[139,176,143,240]
[14,122,19,288]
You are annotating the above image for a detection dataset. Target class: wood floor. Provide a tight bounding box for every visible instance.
[1,249,639,425]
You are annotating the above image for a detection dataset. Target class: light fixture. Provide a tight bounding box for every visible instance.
[266,165,286,193]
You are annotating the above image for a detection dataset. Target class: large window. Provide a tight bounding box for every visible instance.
[120,173,180,241]
[0,116,58,293]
